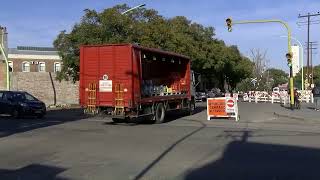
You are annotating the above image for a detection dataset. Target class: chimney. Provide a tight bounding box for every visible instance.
[0,26,8,60]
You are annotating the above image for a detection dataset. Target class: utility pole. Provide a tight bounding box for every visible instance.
[308,42,318,86]
[298,12,320,89]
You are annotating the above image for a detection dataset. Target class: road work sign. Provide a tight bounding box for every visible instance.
[207,97,239,121]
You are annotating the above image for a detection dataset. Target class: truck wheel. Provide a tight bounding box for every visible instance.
[155,103,165,124]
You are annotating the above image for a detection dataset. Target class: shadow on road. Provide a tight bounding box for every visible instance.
[0,108,85,138]
[104,105,207,126]
[0,164,68,180]
[164,106,207,123]
[134,119,207,180]
[184,130,320,180]
[307,106,316,110]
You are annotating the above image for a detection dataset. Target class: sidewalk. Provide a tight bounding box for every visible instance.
[274,103,320,122]
[238,102,320,124]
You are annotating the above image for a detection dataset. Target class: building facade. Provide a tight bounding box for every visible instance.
[8,46,62,73]
[0,46,79,106]
[291,45,300,77]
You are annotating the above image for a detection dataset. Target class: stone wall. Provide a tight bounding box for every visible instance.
[10,72,79,106]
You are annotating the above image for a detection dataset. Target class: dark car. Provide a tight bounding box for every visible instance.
[195,92,207,102]
[0,91,46,118]
[209,88,225,97]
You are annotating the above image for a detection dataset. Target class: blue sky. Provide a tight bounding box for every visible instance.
[1,0,320,71]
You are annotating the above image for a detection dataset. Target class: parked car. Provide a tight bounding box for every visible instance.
[0,91,46,118]
[195,92,207,102]
[206,88,224,98]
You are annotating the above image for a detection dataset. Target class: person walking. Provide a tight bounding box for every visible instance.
[312,84,320,111]
[294,88,300,109]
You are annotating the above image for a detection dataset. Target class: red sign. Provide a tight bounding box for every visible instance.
[207,98,227,117]
[226,99,234,108]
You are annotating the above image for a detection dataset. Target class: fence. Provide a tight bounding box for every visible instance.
[242,91,314,104]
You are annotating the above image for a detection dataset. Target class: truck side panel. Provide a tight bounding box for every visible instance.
[132,48,142,108]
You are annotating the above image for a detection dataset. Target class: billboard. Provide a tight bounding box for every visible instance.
[292,45,300,76]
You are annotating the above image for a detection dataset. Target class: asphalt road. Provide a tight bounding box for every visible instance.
[0,102,320,180]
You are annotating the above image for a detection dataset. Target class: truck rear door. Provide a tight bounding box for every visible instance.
[80,45,133,108]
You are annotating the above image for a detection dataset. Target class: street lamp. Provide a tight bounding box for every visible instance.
[280,35,304,91]
[121,4,146,15]
[0,26,9,90]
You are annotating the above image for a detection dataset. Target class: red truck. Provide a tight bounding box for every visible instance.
[79,44,196,123]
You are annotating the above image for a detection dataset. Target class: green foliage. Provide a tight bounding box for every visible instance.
[295,65,320,89]
[267,68,288,88]
[54,4,253,90]
[236,68,288,92]
[313,65,320,86]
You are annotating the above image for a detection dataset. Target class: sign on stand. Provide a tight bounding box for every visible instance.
[207,97,239,121]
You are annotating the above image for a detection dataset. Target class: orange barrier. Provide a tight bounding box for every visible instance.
[207,97,239,121]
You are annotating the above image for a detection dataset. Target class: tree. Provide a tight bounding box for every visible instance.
[54,4,253,91]
[250,48,268,78]
[295,65,320,89]
[267,68,288,88]
[313,65,320,86]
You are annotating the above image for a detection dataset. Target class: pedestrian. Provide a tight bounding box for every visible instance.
[312,84,320,111]
[294,88,300,109]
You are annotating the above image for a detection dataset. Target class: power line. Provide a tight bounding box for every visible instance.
[305,42,318,85]
[297,20,320,27]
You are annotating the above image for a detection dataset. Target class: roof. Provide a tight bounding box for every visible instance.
[17,46,57,51]
[0,90,27,93]
[81,44,190,60]
[8,46,59,56]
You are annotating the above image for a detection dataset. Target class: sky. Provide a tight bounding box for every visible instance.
[1,0,320,71]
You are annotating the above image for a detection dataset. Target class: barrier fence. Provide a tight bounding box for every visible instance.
[241,91,314,104]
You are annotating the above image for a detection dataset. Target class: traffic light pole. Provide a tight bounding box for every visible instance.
[226,18,295,110]
[0,29,9,90]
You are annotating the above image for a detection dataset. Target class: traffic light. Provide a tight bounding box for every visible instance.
[226,18,232,32]
[286,52,293,67]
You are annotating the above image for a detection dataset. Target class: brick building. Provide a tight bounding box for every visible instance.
[8,46,62,73]
[0,28,79,106]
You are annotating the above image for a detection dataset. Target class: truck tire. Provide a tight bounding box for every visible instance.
[155,103,165,124]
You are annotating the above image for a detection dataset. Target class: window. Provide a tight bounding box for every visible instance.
[13,93,26,101]
[38,62,46,72]
[22,61,30,72]
[54,62,61,72]
[25,93,37,101]
[12,92,37,101]
[3,92,13,101]
[8,61,13,72]
[0,92,3,99]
